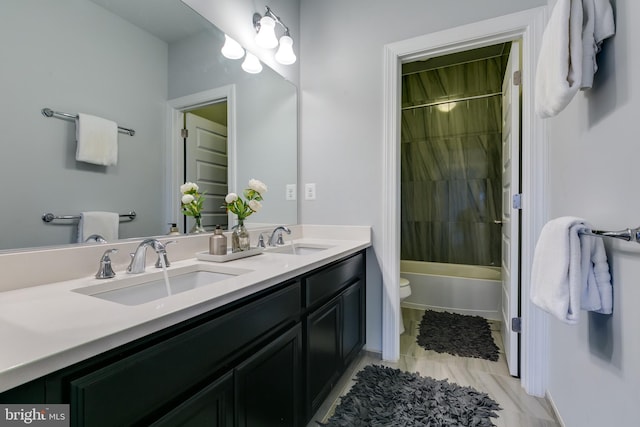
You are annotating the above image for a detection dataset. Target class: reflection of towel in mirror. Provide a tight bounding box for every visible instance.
[77,212,119,243]
[530,216,613,324]
[75,113,118,166]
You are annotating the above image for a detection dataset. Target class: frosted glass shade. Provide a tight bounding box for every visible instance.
[221,35,244,60]
[241,52,262,74]
[255,16,278,49]
[275,35,296,65]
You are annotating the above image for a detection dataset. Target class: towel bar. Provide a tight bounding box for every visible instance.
[580,226,640,243]
[42,211,136,223]
[41,108,135,136]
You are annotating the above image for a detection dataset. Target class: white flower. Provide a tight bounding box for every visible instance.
[180,182,199,194]
[248,179,267,195]
[248,200,262,212]
[225,193,238,203]
[181,194,195,204]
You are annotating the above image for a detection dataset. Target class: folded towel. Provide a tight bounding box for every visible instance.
[75,113,118,166]
[77,211,119,243]
[580,0,615,89]
[530,216,613,324]
[535,0,584,118]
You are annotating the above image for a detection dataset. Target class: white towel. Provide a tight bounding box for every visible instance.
[535,0,584,118]
[75,113,118,166]
[77,211,119,243]
[530,216,613,324]
[580,0,615,89]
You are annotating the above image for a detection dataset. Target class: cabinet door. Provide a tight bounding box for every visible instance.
[305,296,341,419]
[150,371,233,427]
[341,279,365,367]
[235,324,302,427]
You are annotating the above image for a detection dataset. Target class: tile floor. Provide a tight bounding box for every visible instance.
[307,307,561,427]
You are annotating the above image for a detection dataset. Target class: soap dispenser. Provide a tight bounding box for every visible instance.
[210,225,227,255]
[167,223,180,236]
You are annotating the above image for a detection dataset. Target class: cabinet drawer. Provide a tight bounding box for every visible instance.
[304,252,364,308]
[70,283,300,427]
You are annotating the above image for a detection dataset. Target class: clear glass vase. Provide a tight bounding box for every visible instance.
[231,219,250,252]
[189,216,206,234]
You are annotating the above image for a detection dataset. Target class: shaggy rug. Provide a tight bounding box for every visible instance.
[417,310,500,362]
[319,365,501,426]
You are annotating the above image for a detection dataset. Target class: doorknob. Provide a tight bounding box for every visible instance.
[494,220,504,225]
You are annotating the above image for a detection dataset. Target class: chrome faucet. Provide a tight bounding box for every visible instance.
[268,226,291,246]
[127,239,168,274]
[95,248,118,279]
[155,240,176,268]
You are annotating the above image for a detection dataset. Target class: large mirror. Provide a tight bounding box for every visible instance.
[0,0,297,251]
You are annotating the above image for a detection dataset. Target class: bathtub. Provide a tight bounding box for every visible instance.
[400,260,502,320]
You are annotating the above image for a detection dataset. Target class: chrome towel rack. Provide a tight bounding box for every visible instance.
[581,226,640,243]
[41,108,135,136]
[42,211,137,223]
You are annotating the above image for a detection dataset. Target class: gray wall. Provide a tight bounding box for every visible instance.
[299,0,546,354]
[545,0,639,425]
[0,0,168,250]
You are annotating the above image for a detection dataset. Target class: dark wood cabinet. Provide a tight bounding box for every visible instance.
[150,371,234,427]
[304,253,366,421]
[235,324,302,427]
[306,295,342,416]
[0,250,366,427]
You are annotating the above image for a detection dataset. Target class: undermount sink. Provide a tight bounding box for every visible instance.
[72,264,252,306]
[266,243,333,255]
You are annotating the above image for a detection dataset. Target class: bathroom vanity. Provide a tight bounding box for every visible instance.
[0,228,369,426]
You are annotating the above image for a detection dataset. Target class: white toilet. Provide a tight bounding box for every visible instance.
[399,277,412,334]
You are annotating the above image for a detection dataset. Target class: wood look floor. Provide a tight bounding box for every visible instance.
[307,307,561,427]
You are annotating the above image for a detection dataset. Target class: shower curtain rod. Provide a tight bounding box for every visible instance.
[402,92,501,111]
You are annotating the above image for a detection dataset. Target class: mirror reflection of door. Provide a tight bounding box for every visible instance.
[183,103,228,232]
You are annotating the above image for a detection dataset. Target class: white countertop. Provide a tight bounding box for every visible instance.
[0,227,371,393]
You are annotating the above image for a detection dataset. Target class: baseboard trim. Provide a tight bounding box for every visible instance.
[545,391,566,427]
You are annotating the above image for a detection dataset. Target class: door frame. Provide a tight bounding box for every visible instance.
[165,85,237,231]
[381,7,549,396]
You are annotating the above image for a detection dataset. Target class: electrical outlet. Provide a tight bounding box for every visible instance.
[305,183,316,200]
[286,184,296,201]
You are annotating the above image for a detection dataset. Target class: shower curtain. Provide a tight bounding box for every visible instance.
[400,53,508,267]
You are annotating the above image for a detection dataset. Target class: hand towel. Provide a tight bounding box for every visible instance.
[75,113,118,166]
[534,0,584,118]
[77,211,119,243]
[580,0,615,89]
[579,231,613,313]
[530,216,613,324]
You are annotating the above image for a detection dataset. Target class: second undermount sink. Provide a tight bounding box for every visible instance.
[266,243,333,255]
[72,264,252,306]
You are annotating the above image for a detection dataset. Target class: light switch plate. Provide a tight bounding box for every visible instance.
[305,183,316,200]
[286,184,296,201]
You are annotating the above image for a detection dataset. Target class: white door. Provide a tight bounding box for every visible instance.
[500,41,521,377]
[185,112,228,231]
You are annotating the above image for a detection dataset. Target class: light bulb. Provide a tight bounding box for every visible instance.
[255,16,278,49]
[241,52,262,74]
[275,35,296,65]
[221,35,244,59]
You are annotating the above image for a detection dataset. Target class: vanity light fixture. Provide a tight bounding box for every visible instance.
[242,52,263,74]
[253,6,297,65]
[221,34,245,59]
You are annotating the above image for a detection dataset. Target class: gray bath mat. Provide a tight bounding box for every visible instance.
[417,310,500,361]
[319,365,501,426]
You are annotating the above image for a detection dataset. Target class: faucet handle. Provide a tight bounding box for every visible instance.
[155,240,176,268]
[96,248,118,279]
[276,232,285,245]
[257,233,266,248]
